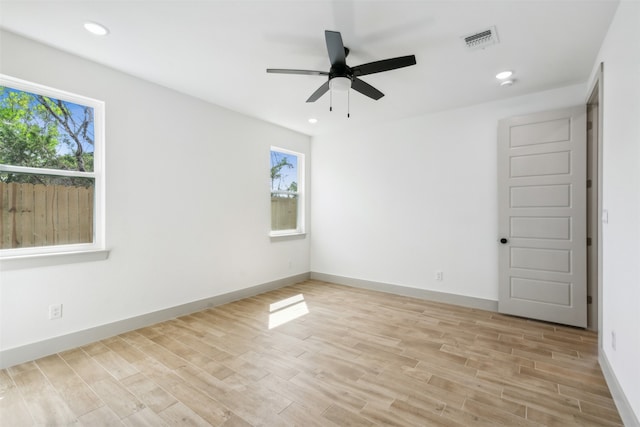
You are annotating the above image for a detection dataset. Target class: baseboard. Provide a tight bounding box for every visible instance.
[0,272,309,369]
[310,272,498,312]
[599,350,640,427]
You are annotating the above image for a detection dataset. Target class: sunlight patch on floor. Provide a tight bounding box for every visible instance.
[268,293,308,329]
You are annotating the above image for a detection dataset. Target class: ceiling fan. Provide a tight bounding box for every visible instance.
[267,30,417,105]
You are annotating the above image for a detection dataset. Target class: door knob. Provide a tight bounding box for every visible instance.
[500,238,509,244]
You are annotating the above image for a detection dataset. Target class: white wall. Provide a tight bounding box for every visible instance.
[0,31,311,353]
[311,84,585,301]
[590,1,640,421]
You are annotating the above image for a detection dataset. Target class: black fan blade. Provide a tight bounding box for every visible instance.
[352,55,416,77]
[351,78,384,100]
[306,81,330,102]
[325,30,346,67]
[267,69,329,76]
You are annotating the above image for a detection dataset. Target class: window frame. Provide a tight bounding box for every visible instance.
[0,74,106,259]
[269,146,304,237]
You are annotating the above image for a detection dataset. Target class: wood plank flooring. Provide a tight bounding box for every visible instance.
[0,280,623,426]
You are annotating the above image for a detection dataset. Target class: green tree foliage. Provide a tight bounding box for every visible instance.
[270,152,299,199]
[270,153,293,192]
[0,89,59,170]
[0,86,94,186]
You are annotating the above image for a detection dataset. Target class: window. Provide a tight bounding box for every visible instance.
[0,75,104,257]
[270,147,304,235]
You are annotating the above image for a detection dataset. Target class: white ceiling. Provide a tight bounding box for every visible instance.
[0,1,619,136]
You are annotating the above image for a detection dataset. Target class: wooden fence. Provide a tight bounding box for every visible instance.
[0,182,94,249]
[271,196,298,231]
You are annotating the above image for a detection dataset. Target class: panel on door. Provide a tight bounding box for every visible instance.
[498,106,587,327]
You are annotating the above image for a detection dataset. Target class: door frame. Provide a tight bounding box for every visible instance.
[586,63,604,340]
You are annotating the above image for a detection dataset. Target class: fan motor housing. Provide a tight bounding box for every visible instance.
[329,65,352,80]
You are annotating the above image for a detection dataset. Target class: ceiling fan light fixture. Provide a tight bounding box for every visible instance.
[329,77,351,92]
[84,21,109,36]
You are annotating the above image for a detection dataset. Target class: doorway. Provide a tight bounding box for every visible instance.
[587,63,603,333]
[496,65,603,330]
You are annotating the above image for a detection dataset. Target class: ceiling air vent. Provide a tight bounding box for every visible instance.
[463,26,499,50]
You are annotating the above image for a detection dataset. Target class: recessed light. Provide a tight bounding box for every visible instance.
[84,21,109,36]
[308,118,318,124]
[496,70,513,80]
[500,80,514,87]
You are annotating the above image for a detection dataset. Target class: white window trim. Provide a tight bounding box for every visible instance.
[269,146,305,237]
[0,74,106,260]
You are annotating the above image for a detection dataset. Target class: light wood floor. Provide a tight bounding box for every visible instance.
[0,280,623,426]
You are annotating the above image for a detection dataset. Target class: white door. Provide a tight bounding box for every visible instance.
[498,106,587,328]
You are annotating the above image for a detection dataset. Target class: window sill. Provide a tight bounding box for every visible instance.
[0,249,110,271]
[269,232,306,242]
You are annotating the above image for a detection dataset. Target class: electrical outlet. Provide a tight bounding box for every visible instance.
[611,330,616,351]
[435,271,443,281]
[49,304,63,320]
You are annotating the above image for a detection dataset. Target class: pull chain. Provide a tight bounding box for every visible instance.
[347,89,350,118]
